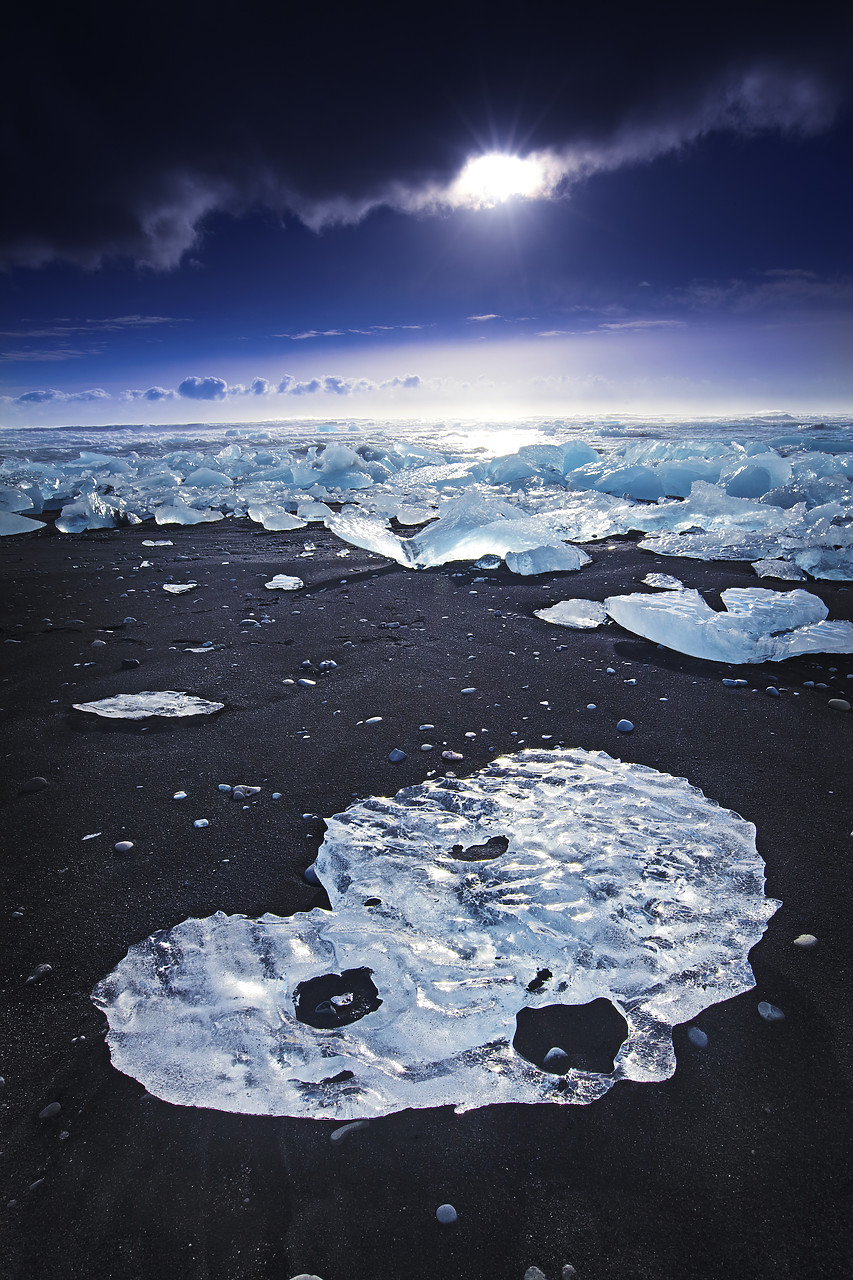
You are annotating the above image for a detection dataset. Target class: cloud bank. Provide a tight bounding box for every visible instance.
[0,9,848,269]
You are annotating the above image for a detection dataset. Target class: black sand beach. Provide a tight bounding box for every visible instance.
[1,520,852,1280]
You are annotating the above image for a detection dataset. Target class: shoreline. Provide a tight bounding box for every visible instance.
[1,519,851,1279]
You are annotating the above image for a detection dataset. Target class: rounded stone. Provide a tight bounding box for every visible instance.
[436,1203,458,1224]
[388,748,407,763]
[543,1046,571,1072]
[114,840,134,854]
[19,777,48,794]
[38,1102,61,1120]
[765,686,780,697]
[757,1000,785,1022]
[193,819,209,829]
[793,933,818,948]
[828,698,851,712]
[687,1026,709,1048]
[616,719,634,733]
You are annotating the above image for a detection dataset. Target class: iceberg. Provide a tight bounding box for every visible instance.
[93,748,778,1119]
[606,586,853,663]
[73,691,225,718]
[534,600,607,629]
[0,509,43,536]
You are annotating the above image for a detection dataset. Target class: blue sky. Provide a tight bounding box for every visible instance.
[2,7,851,422]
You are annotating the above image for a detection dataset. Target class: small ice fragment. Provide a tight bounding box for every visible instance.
[82,832,102,840]
[173,791,187,801]
[122,617,137,625]
[828,698,851,712]
[765,686,780,697]
[38,1103,62,1120]
[73,692,224,719]
[586,704,596,710]
[524,1269,548,1280]
[297,679,316,687]
[272,792,282,800]
[606,667,615,673]
[616,719,634,732]
[687,1027,708,1048]
[435,1204,458,1225]
[232,785,261,800]
[642,573,685,590]
[624,678,636,685]
[535,600,606,629]
[388,748,407,763]
[752,559,805,581]
[142,540,172,546]
[475,554,502,569]
[163,583,198,594]
[420,743,434,751]
[757,1001,785,1021]
[330,1119,369,1144]
[318,660,337,671]
[442,750,463,760]
[419,724,435,731]
[114,841,134,854]
[25,964,52,984]
[543,1047,570,1072]
[91,639,106,647]
[461,688,476,694]
[193,819,209,829]
[365,716,383,724]
[218,784,232,793]
[562,1266,578,1278]
[265,575,304,591]
[793,933,818,948]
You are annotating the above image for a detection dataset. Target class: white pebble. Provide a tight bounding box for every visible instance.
[172,791,187,801]
[793,933,818,948]
[297,678,316,687]
[114,840,134,853]
[419,724,435,730]
[436,1203,458,1224]
[193,819,209,829]
[365,716,383,724]
[420,743,434,751]
[586,704,596,710]
[461,687,476,694]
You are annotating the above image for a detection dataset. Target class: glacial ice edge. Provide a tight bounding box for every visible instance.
[93,748,780,1120]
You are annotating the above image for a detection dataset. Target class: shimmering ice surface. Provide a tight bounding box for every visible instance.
[94,749,779,1119]
[1,418,851,577]
[73,691,225,718]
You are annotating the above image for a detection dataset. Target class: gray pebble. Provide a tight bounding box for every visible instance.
[442,750,463,760]
[461,687,476,694]
[388,748,407,763]
[524,1269,548,1280]
[304,863,322,886]
[122,617,137,625]
[420,743,434,751]
[25,963,52,984]
[19,777,49,794]
[121,658,141,669]
[218,784,232,792]
[765,686,780,697]
[543,1047,571,1071]
[233,785,261,800]
[828,698,851,712]
[114,840,134,853]
[687,1027,709,1048]
[793,933,818,948]
[616,719,634,732]
[38,1102,61,1121]
[436,1203,458,1224]
[758,1000,785,1022]
[329,1119,368,1144]
[297,678,316,687]
[193,818,209,829]
[91,639,106,647]
[419,724,435,731]
[272,792,282,800]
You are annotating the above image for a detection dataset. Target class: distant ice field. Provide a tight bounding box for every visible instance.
[1,413,852,579]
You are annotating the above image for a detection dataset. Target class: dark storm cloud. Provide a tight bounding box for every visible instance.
[1,5,850,269]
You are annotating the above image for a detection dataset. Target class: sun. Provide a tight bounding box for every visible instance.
[452,152,548,207]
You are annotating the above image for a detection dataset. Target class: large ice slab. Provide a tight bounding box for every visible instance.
[93,748,778,1119]
[73,691,225,718]
[606,586,853,663]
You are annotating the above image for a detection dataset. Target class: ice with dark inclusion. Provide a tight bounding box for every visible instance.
[93,749,779,1119]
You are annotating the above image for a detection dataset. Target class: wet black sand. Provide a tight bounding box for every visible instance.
[1,519,852,1280]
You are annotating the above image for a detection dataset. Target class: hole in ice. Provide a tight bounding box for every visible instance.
[293,967,382,1029]
[526,968,553,992]
[513,999,629,1074]
[363,897,382,906]
[449,834,508,861]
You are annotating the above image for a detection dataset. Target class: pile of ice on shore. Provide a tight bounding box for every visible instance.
[1,429,852,578]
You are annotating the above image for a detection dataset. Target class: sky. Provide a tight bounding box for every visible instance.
[1,3,852,425]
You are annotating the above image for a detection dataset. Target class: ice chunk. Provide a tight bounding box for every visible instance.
[605,586,853,663]
[73,692,225,719]
[642,573,685,590]
[793,547,853,581]
[504,544,591,576]
[154,498,223,525]
[93,747,778,1119]
[265,575,304,591]
[0,510,43,536]
[184,467,233,487]
[247,505,307,531]
[751,559,806,581]
[163,582,198,594]
[535,600,607,629]
[0,485,34,512]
